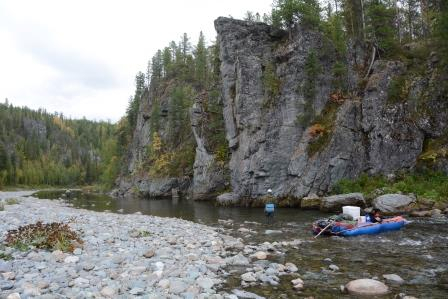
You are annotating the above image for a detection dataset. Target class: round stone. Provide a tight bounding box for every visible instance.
[143,249,155,258]
[383,274,405,285]
[64,256,79,264]
[345,279,389,296]
[254,251,267,260]
[196,277,215,289]
[241,272,257,282]
[285,262,298,272]
[100,286,116,298]
[6,293,21,299]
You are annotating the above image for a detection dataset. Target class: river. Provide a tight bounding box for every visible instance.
[31,190,448,298]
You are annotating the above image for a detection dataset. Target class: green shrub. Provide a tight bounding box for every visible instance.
[333,171,448,202]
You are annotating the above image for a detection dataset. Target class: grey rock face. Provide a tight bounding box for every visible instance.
[373,194,416,213]
[320,193,366,212]
[190,95,228,200]
[361,61,424,174]
[215,17,446,201]
[117,17,446,202]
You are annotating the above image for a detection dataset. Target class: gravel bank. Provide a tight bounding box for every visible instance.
[0,193,245,298]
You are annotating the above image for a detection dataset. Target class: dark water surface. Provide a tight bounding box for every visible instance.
[32,190,448,298]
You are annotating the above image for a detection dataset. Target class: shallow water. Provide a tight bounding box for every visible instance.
[32,190,448,298]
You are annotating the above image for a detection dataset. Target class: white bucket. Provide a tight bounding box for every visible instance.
[342,206,361,220]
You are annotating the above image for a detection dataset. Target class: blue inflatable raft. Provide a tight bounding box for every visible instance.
[313,216,408,237]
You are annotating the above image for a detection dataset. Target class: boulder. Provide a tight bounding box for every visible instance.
[345,279,389,296]
[383,274,405,285]
[373,194,416,214]
[320,193,366,212]
[216,193,239,206]
[300,194,321,210]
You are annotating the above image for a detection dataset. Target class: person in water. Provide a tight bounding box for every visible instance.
[367,208,383,223]
[264,189,275,221]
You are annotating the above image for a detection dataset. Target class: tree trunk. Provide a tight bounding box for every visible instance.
[360,0,366,41]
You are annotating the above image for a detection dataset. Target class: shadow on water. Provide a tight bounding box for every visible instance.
[31,190,448,298]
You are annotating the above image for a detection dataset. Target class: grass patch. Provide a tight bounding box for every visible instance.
[4,221,83,252]
[333,171,448,202]
[129,229,151,238]
[0,251,13,260]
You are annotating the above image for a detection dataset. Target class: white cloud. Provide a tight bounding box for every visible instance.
[0,0,272,122]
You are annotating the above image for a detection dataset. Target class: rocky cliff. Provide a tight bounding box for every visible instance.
[115,17,448,203]
[215,17,447,202]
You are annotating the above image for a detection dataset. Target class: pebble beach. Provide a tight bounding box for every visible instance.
[0,192,251,298]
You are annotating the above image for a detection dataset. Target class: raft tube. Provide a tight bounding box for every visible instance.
[335,216,408,237]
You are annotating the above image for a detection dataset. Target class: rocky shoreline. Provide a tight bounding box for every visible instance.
[1,192,254,298]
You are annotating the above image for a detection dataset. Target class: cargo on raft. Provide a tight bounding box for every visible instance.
[312,216,409,237]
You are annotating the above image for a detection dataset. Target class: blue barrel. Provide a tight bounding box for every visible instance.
[265,203,275,213]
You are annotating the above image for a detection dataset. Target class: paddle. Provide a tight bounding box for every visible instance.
[313,221,334,239]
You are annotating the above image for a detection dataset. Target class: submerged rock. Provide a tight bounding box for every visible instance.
[383,273,405,285]
[231,289,266,299]
[345,279,389,296]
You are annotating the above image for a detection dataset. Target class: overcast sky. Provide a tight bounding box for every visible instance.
[0,0,272,122]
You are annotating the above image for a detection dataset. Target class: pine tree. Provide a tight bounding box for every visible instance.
[194,31,207,87]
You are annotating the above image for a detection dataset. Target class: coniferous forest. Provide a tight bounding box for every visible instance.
[0,101,121,188]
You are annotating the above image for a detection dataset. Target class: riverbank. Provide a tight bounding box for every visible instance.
[0,193,248,298]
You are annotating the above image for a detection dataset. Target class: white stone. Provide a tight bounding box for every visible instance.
[197,277,215,289]
[64,256,79,264]
[383,274,405,285]
[6,293,21,299]
[154,261,164,271]
[101,286,116,297]
[285,262,298,272]
[291,278,304,286]
[73,277,89,288]
[241,272,257,282]
[254,251,267,260]
[158,279,170,289]
[345,279,389,296]
[2,272,16,280]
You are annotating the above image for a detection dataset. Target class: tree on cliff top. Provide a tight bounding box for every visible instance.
[272,0,321,35]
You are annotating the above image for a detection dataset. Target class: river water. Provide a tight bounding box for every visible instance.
[32,190,448,298]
